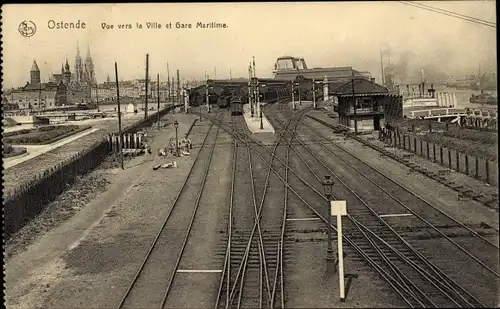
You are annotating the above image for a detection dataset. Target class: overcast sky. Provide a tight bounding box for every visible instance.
[2,1,496,88]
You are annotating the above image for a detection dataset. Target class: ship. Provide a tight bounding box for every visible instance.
[470,90,497,105]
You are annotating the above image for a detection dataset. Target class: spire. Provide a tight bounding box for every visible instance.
[31,60,40,72]
[65,58,70,71]
[86,42,91,58]
[76,41,80,57]
[61,63,64,74]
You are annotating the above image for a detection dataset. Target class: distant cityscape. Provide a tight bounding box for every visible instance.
[1,43,202,113]
[2,46,496,114]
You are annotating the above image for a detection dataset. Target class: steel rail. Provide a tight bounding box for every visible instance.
[305,115,499,250]
[117,119,217,309]
[284,140,426,305]
[269,107,302,308]
[226,117,290,307]
[301,118,499,278]
[159,124,222,309]
[253,108,485,307]
[270,114,437,307]
[231,110,304,308]
[214,118,237,309]
[283,118,484,307]
[243,126,272,308]
[220,115,417,307]
[199,110,417,307]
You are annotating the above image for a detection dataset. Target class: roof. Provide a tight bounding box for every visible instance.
[23,82,62,91]
[333,78,388,96]
[31,60,40,72]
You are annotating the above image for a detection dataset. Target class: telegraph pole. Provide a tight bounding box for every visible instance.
[351,69,358,135]
[144,54,149,119]
[157,73,160,130]
[177,69,181,106]
[115,62,124,170]
[172,77,175,114]
[167,62,171,102]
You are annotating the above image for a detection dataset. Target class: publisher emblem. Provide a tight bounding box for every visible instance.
[18,20,36,37]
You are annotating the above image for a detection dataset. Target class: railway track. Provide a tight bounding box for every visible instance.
[305,114,499,210]
[268,106,497,307]
[116,114,222,309]
[299,116,499,271]
[209,103,308,308]
[196,104,497,307]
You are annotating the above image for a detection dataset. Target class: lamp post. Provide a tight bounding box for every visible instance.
[260,103,263,130]
[174,120,179,156]
[291,82,296,110]
[323,175,335,262]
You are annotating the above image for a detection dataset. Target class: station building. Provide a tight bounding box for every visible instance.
[334,78,403,133]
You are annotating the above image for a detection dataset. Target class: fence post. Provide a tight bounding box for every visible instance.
[465,154,469,175]
[448,148,452,169]
[432,143,436,162]
[475,156,479,179]
[426,141,430,159]
[440,146,443,164]
[402,135,406,150]
[420,139,423,156]
[456,151,459,171]
[486,160,490,184]
[413,137,417,154]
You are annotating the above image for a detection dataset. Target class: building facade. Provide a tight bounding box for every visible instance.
[6,43,96,111]
[335,78,402,132]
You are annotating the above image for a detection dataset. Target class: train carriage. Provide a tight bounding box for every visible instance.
[230,99,243,116]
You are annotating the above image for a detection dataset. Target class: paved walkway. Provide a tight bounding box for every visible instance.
[3,128,100,169]
[243,103,275,134]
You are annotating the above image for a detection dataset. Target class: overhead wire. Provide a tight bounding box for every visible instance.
[399,1,496,28]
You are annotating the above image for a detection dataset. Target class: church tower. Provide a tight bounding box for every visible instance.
[75,42,84,82]
[30,60,41,85]
[63,59,71,85]
[84,43,96,85]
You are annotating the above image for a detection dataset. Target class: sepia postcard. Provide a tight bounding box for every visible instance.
[2,2,498,308]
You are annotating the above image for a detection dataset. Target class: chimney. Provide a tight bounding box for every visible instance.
[371,77,375,83]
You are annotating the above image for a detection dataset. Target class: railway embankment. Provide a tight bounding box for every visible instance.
[3,105,181,239]
[5,112,207,309]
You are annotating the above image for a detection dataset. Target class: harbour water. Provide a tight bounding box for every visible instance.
[436,86,497,110]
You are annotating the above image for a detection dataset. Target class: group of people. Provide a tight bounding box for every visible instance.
[158,137,193,157]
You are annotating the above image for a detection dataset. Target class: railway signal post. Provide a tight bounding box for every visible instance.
[205,83,210,113]
[292,82,296,110]
[331,199,348,302]
[313,79,317,109]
